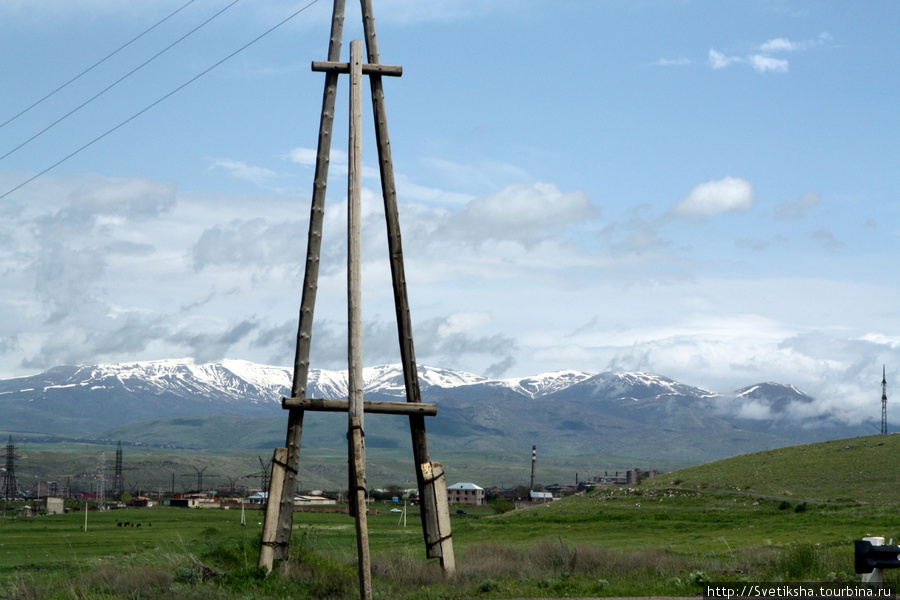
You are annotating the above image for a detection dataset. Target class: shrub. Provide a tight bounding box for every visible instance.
[0,575,40,600]
[779,543,821,578]
[490,498,515,514]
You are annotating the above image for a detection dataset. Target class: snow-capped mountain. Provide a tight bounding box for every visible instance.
[498,370,593,398]
[0,359,878,463]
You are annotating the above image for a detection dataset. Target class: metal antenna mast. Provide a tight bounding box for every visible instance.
[882,365,888,435]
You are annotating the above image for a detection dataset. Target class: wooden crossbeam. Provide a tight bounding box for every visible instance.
[311,61,402,76]
[282,396,437,416]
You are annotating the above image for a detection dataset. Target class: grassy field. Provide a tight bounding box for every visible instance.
[2,491,899,598]
[3,434,900,599]
[641,433,900,504]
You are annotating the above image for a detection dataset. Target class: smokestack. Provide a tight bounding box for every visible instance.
[530,445,536,491]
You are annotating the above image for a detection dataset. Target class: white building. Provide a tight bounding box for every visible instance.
[447,482,484,506]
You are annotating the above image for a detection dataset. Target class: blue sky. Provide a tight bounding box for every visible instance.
[1,0,898,424]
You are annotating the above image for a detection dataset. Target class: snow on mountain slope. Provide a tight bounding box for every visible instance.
[303,364,489,399]
[575,371,718,401]
[498,370,592,398]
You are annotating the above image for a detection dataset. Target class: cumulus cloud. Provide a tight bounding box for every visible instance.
[670,176,754,218]
[749,54,789,73]
[190,218,306,271]
[0,159,889,434]
[759,38,798,53]
[811,229,842,250]
[775,192,820,220]
[708,34,829,74]
[208,159,279,187]
[651,58,691,67]
[708,49,740,70]
[759,33,832,53]
[169,319,260,364]
[735,234,787,252]
[415,314,517,366]
[449,182,598,244]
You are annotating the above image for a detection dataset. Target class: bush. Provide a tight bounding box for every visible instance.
[779,543,821,578]
[478,579,501,592]
[491,498,515,514]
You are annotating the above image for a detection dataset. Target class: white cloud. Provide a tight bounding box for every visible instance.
[670,176,755,218]
[811,229,842,250]
[652,58,691,67]
[759,33,832,53]
[437,312,493,337]
[775,192,820,220]
[450,182,598,243]
[283,147,318,167]
[208,159,278,187]
[749,54,789,73]
[709,33,830,74]
[759,38,797,53]
[708,49,740,70]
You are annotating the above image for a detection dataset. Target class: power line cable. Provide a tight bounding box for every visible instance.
[0,0,320,201]
[0,0,241,162]
[0,0,199,130]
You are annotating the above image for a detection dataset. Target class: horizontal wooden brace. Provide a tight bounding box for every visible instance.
[311,60,402,77]
[282,396,436,416]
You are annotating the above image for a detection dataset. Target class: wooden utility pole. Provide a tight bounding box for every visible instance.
[258,0,455,587]
[271,0,346,564]
[346,39,372,600]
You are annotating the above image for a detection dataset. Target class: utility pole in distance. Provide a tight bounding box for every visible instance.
[882,366,888,435]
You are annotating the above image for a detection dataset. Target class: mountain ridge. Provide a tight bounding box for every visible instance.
[0,358,879,463]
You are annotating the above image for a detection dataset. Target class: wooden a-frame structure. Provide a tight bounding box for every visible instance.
[257,0,454,596]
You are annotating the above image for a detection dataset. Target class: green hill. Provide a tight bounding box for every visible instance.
[642,433,900,504]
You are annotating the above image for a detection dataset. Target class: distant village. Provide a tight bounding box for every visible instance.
[5,463,662,516]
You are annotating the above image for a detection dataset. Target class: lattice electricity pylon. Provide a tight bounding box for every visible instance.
[257,1,455,594]
[1,436,18,500]
[181,466,209,493]
[241,456,272,496]
[111,441,128,497]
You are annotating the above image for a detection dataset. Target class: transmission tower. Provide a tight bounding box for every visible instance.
[1,436,18,500]
[97,451,108,508]
[181,466,208,493]
[112,441,125,497]
[882,365,888,435]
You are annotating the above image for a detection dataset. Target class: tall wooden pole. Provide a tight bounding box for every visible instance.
[357,0,454,571]
[347,38,373,600]
[267,0,347,564]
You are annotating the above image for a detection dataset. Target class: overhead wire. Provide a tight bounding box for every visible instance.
[0,0,242,162]
[0,0,200,130]
[0,0,321,201]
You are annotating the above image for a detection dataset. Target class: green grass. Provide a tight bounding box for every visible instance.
[4,434,900,598]
[642,433,900,504]
[2,491,898,598]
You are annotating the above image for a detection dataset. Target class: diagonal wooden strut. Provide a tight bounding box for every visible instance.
[357,0,454,573]
[259,0,455,588]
